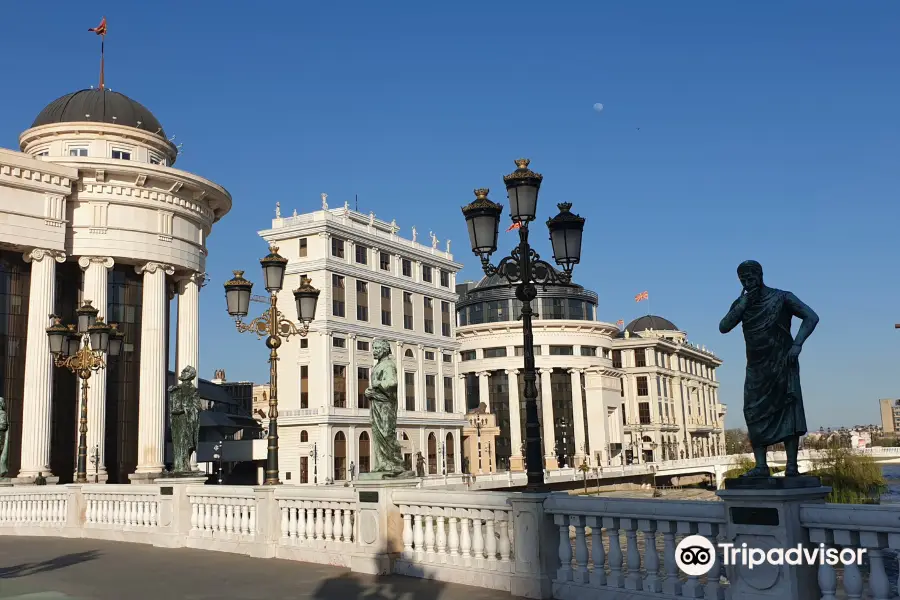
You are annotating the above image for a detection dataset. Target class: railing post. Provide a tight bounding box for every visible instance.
[717,480,830,600]
[508,493,556,599]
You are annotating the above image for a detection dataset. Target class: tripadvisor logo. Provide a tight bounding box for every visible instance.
[675,535,866,576]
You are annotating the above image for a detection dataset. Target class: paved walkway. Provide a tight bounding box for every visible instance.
[0,537,521,600]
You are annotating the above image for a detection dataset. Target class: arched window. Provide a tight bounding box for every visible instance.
[300,430,308,442]
[359,432,371,474]
[427,432,437,475]
[404,348,414,358]
[334,431,347,481]
[446,432,455,474]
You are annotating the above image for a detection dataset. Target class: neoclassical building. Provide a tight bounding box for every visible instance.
[0,88,231,483]
[256,202,465,484]
[456,276,726,471]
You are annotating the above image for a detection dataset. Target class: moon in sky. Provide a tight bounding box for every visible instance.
[593,103,604,112]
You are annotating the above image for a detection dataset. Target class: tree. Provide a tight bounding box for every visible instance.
[578,461,590,493]
[725,428,751,454]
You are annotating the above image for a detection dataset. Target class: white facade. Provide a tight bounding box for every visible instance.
[0,89,231,483]
[258,203,465,484]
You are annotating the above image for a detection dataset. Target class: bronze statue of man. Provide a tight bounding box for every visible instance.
[719,260,819,477]
[168,366,201,474]
[361,339,412,479]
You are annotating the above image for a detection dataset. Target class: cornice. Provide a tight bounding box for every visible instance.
[309,321,460,350]
[20,122,178,160]
[457,320,619,338]
[0,152,76,195]
[77,177,216,225]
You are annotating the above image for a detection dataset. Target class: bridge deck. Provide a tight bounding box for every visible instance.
[0,537,522,600]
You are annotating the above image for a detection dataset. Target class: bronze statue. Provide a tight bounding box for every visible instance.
[360,339,413,479]
[168,366,201,474]
[0,397,9,479]
[719,260,819,477]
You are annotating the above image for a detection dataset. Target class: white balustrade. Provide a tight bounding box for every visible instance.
[544,495,729,599]
[274,487,356,547]
[0,489,68,526]
[188,488,257,538]
[84,485,160,528]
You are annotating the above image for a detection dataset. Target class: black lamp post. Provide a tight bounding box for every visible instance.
[462,159,585,492]
[225,246,320,485]
[309,443,318,485]
[46,302,123,484]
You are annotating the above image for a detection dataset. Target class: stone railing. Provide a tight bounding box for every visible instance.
[0,487,70,528]
[84,485,161,529]
[544,494,729,600]
[274,486,357,567]
[801,503,900,600]
[392,489,516,591]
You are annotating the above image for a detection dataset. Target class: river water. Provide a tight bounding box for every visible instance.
[881,465,900,503]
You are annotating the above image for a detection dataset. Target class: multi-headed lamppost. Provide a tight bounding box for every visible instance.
[462,159,585,492]
[46,301,124,483]
[224,246,320,485]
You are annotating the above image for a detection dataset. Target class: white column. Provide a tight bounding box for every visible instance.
[478,371,491,412]
[348,334,358,410]
[456,374,466,414]
[132,262,174,477]
[176,272,202,381]
[507,369,522,462]
[324,332,333,414]
[569,369,587,464]
[78,256,115,480]
[18,249,66,479]
[396,342,406,414]
[539,368,556,463]
[416,344,425,412]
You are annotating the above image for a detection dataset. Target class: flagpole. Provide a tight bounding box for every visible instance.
[99,34,105,90]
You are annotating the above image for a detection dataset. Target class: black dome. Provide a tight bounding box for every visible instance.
[31,89,166,137]
[625,315,679,334]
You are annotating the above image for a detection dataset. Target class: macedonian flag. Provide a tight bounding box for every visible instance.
[89,17,107,36]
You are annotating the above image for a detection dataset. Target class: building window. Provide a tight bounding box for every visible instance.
[333,336,346,349]
[404,348,415,359]
[333,365,347,407]
[444,376,454,412]
[636,376,649,397]
[441,301,451,336]
[403,292,413,330]
[638,402,651,424]
[380,286,391,326]
[549,345,574,356]
[331,238,345,259]
[442,353,452,363]
[461,350,476,361]
[355,244,368,265]
[446,433,456,473]
[379,252,390,271]
[356,280,369,321]
[111,148,131,160]
[514,345,542,356]
[440,270,450,287]
[357,367,370,408]
[580,346,597,356]
[426,375,436,412]
[425,351,435,361]
[486,300,507,323]
[635,348,646,368]
[334,432,347,481]
[465,372,480,411]
[612,350,622,369]
[357,339,370,352]
[299,238,308,257]
[402,259,412,277]
[620,377,625,397]
[69,147,88,157]
[149,154,164,165]
[424,297,434,334]
[656,376,662,397]
[405,372,416,411]
[484,347,507,358]
[301,430,308,442]
[332,275,345,317]
[542,297,565,319]
[300,339,308,349]
[300,365,309,409]
[422,265,433,283]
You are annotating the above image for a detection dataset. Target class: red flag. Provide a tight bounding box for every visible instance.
[89,17,107,36]
[616,319,624,327]
[506,222,522,233]
[634,291,649,302]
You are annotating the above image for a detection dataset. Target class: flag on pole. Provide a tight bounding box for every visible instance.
[616,319,624,327]
[88,17,107,36]
[506,222,522,232]
[634,291,649,302]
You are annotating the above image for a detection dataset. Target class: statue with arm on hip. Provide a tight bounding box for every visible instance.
[720,260,819,477]
[168,366,202,474]
[361,340,413,479]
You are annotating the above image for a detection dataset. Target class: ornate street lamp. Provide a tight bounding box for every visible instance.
[46,301,123,483]
[462,159,585,492]
[224,245,320,485]
[309,443,318,485]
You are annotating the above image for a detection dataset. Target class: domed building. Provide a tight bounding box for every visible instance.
[0,87,231,483]
[455,273,726,473]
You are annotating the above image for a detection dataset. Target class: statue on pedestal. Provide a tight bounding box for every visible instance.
[719,260,819,479]
[0,397,9,479]
[360,340,413,480]
[168,366,202,474]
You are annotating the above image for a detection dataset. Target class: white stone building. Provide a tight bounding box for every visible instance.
[0,88,231,483]
[257,202,465,484]
[456,277,726,471]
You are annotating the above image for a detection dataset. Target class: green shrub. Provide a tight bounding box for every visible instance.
[810,447,886,504]
[723,455,784,479]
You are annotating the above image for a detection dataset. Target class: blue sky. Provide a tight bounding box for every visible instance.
[2,2,899,430]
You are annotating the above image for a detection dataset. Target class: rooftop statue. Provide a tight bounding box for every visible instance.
[719,260,819,478]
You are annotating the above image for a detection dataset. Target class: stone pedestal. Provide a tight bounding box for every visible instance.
[350,479,418,575]
[717,478,830,600]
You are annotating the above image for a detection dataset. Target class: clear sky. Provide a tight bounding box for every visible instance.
[2,2,898,431]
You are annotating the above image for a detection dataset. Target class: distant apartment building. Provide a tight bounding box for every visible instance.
[879,398,900,434]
